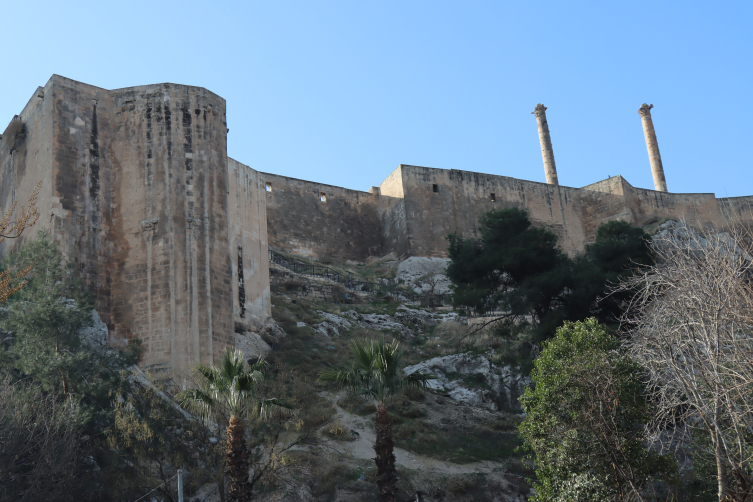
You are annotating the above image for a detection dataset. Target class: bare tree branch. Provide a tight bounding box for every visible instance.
[616,221,753,501]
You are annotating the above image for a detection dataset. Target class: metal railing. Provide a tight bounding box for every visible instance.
[269,248,382,293]
[268,248,451,306]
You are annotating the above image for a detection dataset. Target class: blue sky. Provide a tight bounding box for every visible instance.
[2,0,751,196]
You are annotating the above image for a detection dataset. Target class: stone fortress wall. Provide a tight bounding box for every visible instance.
[263,172,385,262]
[2,75,752,370]
[262,164,753,261]
[0,76,269,373]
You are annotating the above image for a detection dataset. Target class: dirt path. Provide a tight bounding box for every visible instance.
[319,391,502,475]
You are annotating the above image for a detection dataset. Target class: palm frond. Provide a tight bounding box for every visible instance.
[258,397,294,418]
[195,364,222,386]
[233,370,263,392]
[402,371,433,389]
[247,356,268,373]
[318,338,422,403]
[178,347,294,423]
[177,388,215,423]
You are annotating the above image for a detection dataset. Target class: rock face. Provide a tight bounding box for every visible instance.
[79,310,109,348]
[235,332,272,361]
[304,307,463,341]
[340,307,459,340]
[313,311,353,337]
[655,220,753,261]
[404,353,529,411]
[234,316,284,360]
[342,310,414,339]
[396,257,452,294]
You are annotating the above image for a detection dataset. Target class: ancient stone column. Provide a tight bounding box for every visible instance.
[532,104,559,185]
[638,103,668,192]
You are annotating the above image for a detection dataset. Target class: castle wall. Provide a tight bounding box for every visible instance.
[717,196,753,224]
[263,172,385,262]
[1,76,240,373]
[622,184,724,228]
[102,79,234,372]
[263,162,740,262]
[396,165,589,256]
[578,176,634,239]
[377,165,410,258]
[0,83,54,253]
[228,158,271,323]
[5,75,753,373]
[47,77,117,351]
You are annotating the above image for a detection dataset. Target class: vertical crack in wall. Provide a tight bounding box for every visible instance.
[181,102,199,364]
[182,104,194,216]
[145,100,154,347]
[167,97,177,371]
[238,245,246,319]
[88,103,101,297]
[203,123,214,362]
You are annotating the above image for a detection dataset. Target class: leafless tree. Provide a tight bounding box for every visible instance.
[616,222,753,502]
[0,378,88,502]
[416,259,448,309]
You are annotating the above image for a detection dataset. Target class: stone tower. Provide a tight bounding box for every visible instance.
[638,103,668,192]
[532,104,559,185]
[0,75,271,373]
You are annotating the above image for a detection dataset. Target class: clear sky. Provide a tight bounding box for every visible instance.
[1,1,751,196]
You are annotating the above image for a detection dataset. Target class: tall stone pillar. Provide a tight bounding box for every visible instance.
[638,103,668,192]
[532,104,559,185]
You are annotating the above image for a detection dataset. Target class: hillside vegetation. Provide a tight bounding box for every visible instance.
[1,210,750,502]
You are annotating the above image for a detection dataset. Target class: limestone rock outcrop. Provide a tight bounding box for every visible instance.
[404,353,529,411]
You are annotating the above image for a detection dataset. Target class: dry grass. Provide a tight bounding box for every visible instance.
[321,420,356,441]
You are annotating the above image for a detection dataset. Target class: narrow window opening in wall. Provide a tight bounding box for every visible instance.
[432,184,438,193]
[237,245,246,319]
[320,192,327,202]
[490,193,496,202]
[265,182,272,192]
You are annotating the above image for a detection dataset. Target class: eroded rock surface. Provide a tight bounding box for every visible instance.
[80,309,109,347]
[396,256,452,294]
[235,331,272,361]
[343,310,414,338]
[314,311,353,337]
[405,353,529,411]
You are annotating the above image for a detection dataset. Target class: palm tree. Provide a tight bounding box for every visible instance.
[179,348,291,502]
[319,338,431,502]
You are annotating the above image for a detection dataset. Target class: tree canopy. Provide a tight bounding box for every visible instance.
[446,208,652,371]
[518,318,677,502]
[0,231,139,418]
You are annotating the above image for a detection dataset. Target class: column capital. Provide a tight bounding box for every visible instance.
[638,103,654,117]
[532,103,548,117]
